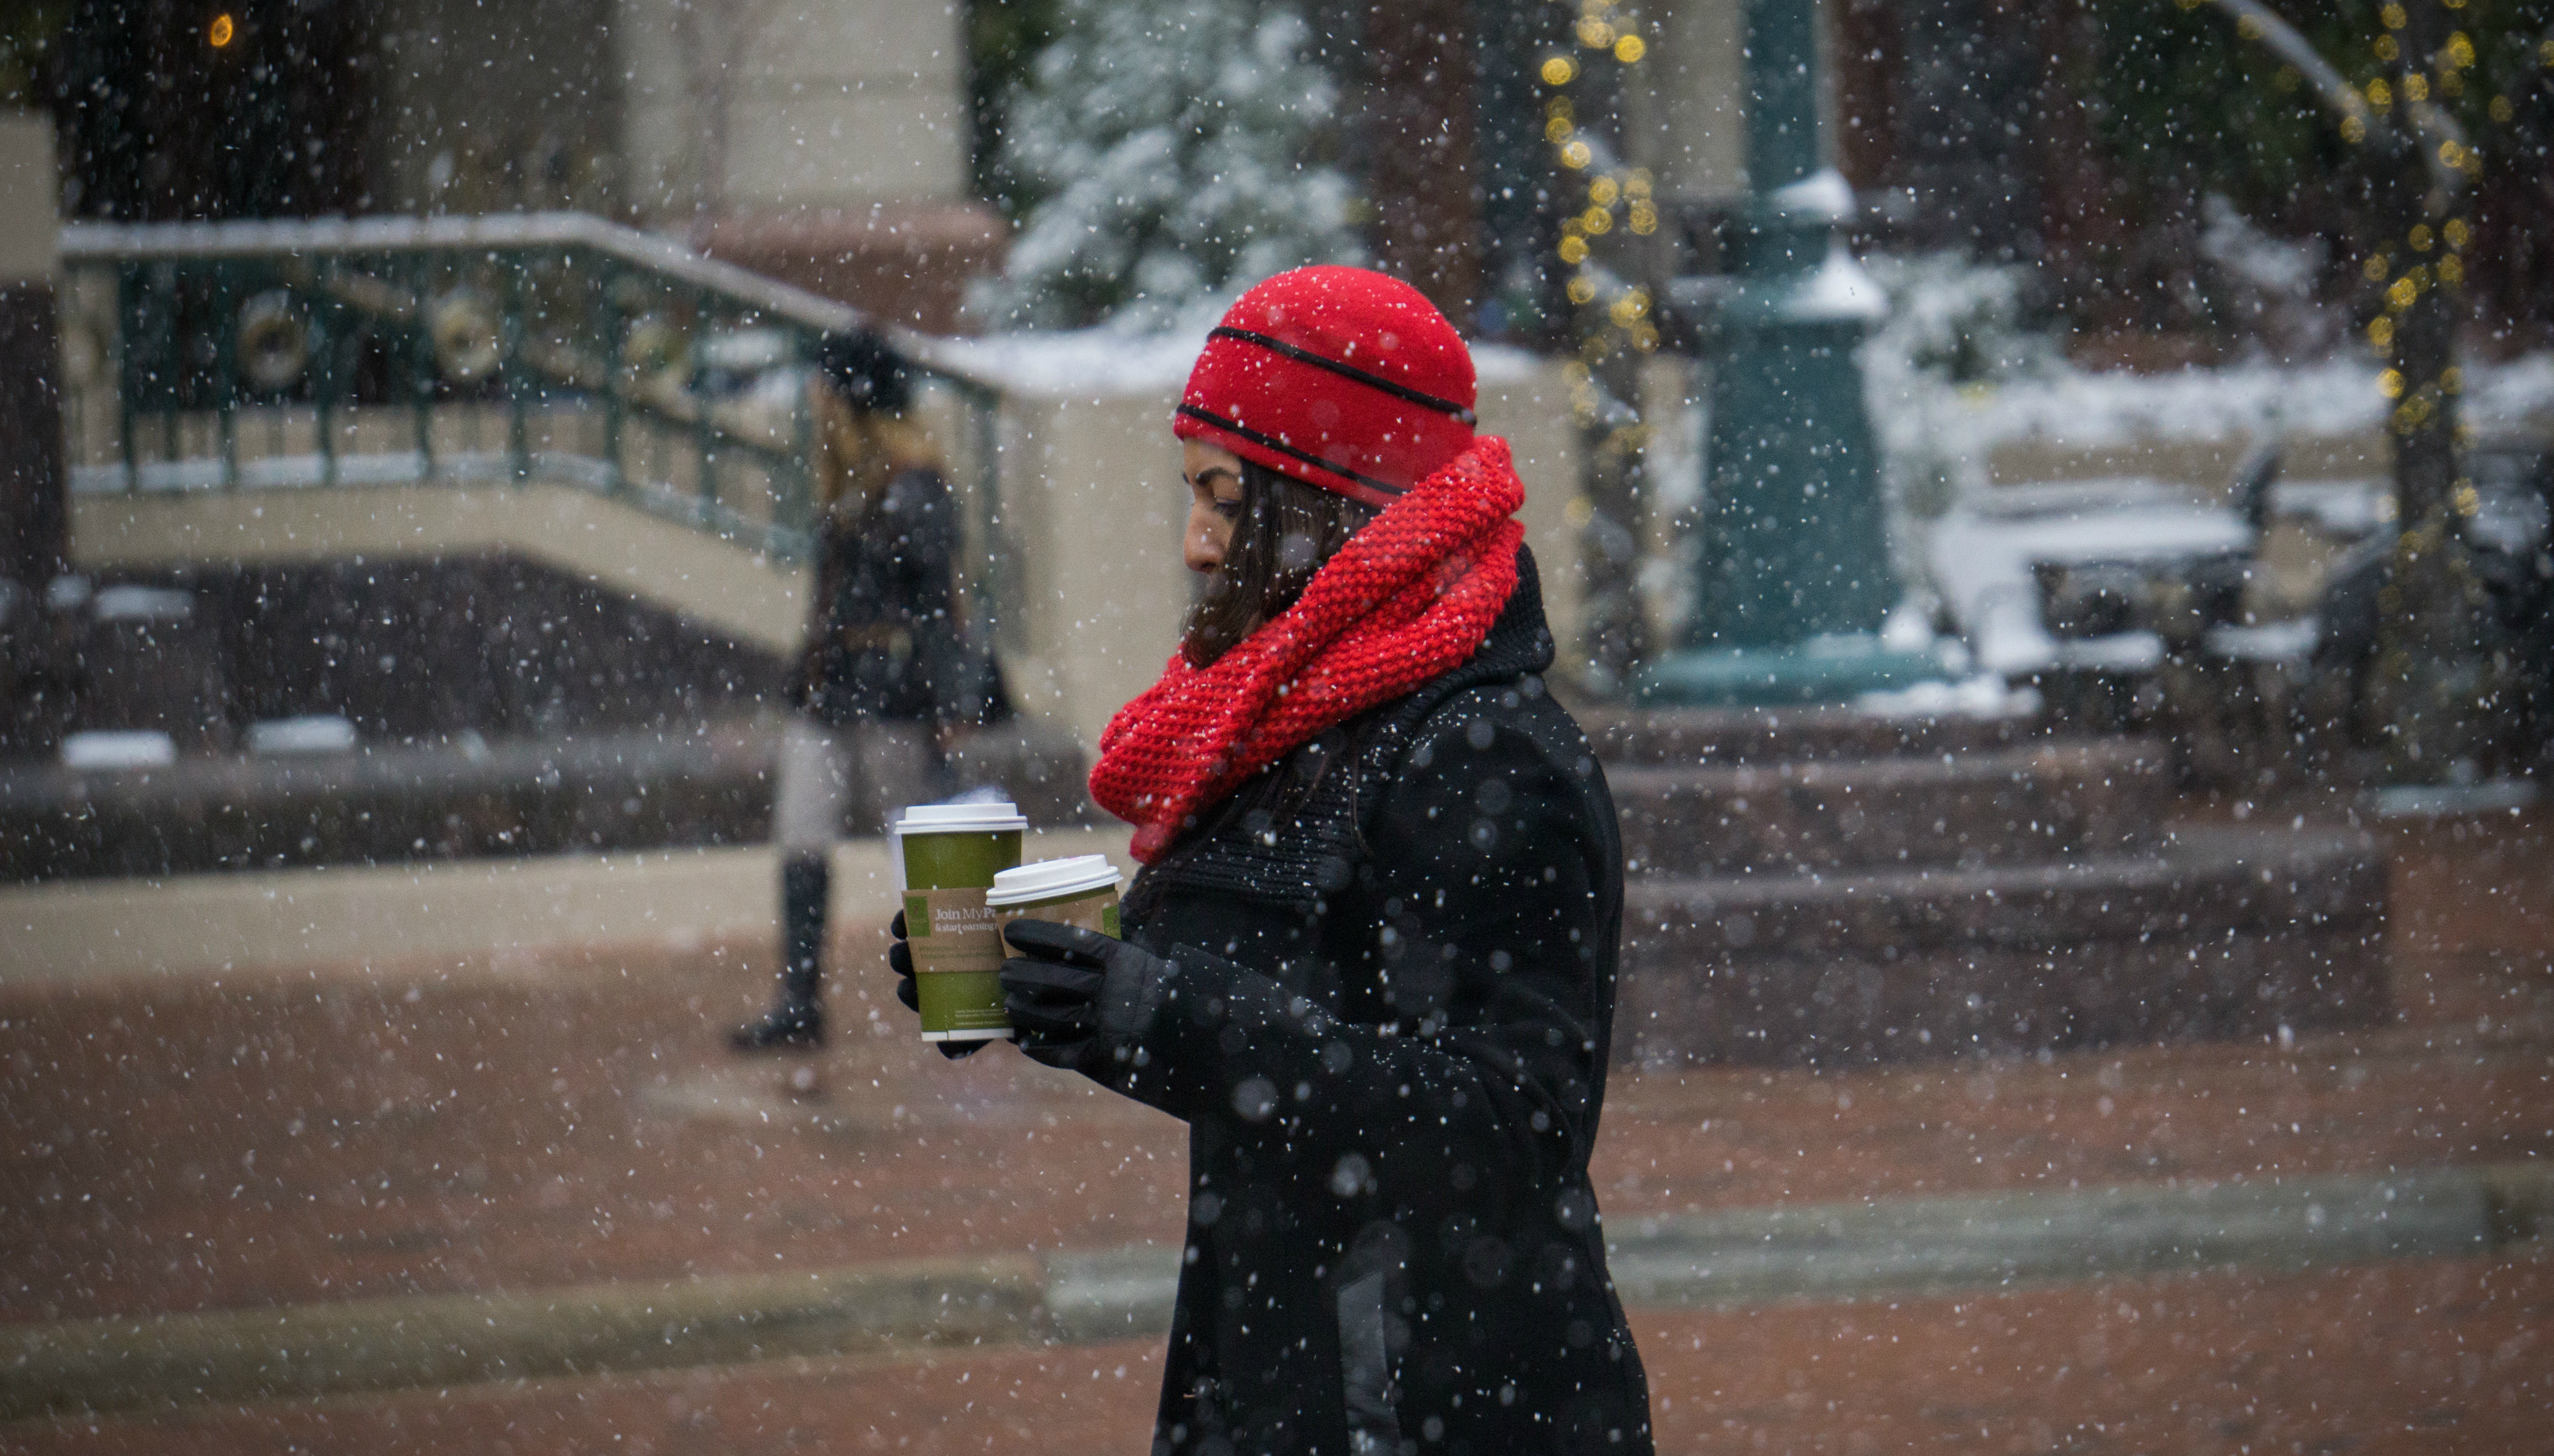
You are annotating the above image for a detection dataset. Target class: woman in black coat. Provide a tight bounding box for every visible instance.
[737,329,994,1050]
[896,268,1650,1454]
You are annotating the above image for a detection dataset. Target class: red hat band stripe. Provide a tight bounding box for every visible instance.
[1174,405,1407,499]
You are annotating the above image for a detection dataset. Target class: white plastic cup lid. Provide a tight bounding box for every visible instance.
[984,854,1124,907]
[893,801,1028,834]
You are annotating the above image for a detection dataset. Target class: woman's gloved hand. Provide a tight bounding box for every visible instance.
[998,919,1177,1073]
[889,910,985,1061]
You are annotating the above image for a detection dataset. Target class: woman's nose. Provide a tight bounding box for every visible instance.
[1185,511,1226,573]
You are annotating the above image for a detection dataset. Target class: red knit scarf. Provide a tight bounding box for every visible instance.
[1091,436,1526,862]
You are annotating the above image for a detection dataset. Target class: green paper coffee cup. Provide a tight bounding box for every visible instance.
[894,800,1028,1041]
[985,855,1124,946]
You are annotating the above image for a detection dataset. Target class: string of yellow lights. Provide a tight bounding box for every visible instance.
[1539,0,1661,388]
[2353,2,2497,448]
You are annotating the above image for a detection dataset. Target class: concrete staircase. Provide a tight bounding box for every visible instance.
[1589,708,2390,1066]
[1,556,1090,881]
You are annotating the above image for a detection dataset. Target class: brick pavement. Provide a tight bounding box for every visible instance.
[4,944,2548,1327]
[3,806,2548,1449]
[6,933,2546,1325]
[0,952,1189,1323]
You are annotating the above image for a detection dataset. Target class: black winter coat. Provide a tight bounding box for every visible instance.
[791,464,996,729]
[1104,549,1652,1456]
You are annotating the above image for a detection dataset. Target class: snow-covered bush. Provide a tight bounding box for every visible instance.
[2197,194,2341,360]
[1862,252,2055,392]
[972,0,1362,333]
[1858,251,2060,523]
[1851,252,2064,619]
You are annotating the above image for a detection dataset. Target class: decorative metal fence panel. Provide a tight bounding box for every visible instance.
[55,215,1007,598]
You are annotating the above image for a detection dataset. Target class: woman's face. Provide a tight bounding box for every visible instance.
[1182,439,1247,575]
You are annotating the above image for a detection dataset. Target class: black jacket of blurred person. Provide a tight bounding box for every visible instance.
[792,331,999,731]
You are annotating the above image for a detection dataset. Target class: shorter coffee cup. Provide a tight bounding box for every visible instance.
[985,855,1124,946]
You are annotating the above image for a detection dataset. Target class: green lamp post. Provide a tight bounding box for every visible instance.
[1637,0,1945,704]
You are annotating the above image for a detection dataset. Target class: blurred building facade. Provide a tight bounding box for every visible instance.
[39,0,1778,340]
[48,0,1000,333]
[36,0,2554,355]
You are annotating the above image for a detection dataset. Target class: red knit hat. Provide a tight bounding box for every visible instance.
[1174,266,1478,508]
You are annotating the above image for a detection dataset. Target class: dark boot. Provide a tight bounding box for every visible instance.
[733,854,829,1051]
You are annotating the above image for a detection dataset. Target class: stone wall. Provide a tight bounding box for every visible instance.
[369,0,626,216]
[614,0,969,220]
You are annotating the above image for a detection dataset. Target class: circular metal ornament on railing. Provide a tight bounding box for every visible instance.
[620,314,686,384]
[58,214,1002,582]
[429,288,503,383]
[236,290,310,392]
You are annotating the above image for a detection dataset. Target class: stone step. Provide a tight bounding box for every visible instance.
[1,720,1091,881]
[1584,705,2043,766]
[3,725,777,880]
[1,557,785,761]
[1610,739,2168,875]
[1616,824,2389,1066]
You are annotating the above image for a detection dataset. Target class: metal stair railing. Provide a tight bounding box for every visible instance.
[53,212,1007,581]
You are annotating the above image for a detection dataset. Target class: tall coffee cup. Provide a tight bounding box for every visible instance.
[894,800,1028,1041]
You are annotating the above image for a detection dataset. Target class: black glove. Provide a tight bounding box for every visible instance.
[999,919,1176,1074]
[888,910,984,1061]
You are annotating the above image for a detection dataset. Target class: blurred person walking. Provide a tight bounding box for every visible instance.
[891,268,1652,1451]
[736,329,997,1051]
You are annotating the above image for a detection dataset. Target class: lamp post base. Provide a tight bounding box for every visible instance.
[1634,635,1952,707]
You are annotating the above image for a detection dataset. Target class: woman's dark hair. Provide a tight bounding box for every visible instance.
[1182,460,1378,668]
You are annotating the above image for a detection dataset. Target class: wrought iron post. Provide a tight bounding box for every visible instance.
[503,255,532,483]
[114,262,138,490]
[594,255,626,497]
[692,290,718,526]
[311,260,338,489]
[409,256,436,479]
[1638,0,1941,704]
[212,262,238,490]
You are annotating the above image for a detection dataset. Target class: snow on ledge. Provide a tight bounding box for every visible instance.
[1768,169,1855,222]
[933,329,1556,401]
[1933,351,2554,454]
[928,327,1209,399]
[1792,245,1887,323]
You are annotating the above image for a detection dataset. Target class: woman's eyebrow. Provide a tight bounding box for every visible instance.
[1186,468,1242,489]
